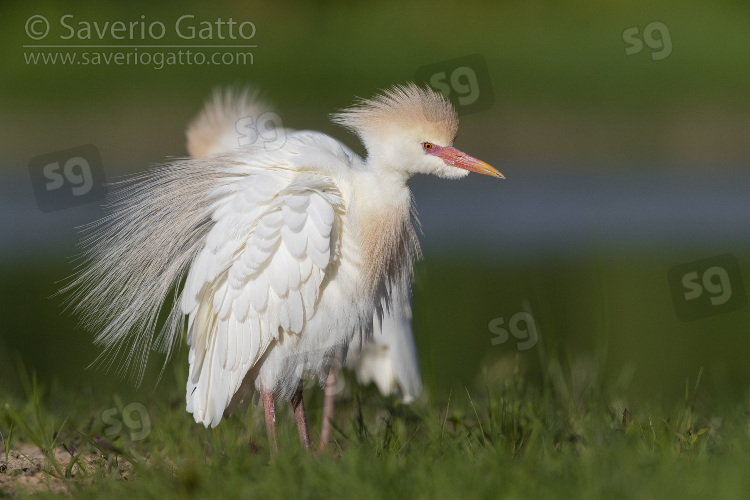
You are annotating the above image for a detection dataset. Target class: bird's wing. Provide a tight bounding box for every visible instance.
[60,158,233,383]
[183,89,363,426]
[182,157,345,427]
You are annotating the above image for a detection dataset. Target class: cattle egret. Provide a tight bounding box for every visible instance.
[185,88,423,448]
[64,83,503,452]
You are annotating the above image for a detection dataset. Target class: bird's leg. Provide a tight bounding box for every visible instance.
[261,390,279,453]
[291,380,311,450]
[318,365,339,451]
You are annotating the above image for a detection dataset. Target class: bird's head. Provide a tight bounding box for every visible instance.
[331,83,503,180]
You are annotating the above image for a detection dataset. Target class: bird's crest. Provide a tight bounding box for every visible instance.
[331,83,458,147]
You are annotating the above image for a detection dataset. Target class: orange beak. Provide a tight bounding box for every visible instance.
[434,147,505,179]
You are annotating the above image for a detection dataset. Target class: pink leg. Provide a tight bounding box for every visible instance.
[318,365,339,451]
[291,381,311,450]
[261,390,279,453]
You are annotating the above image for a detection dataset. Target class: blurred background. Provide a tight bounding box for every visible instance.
[2,0,749,407]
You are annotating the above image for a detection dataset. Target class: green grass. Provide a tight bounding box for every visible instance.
[4,0,750,495]
[2,351,749,499]
[3,252,750,497]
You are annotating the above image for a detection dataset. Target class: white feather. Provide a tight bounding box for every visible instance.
[346,286,422,402]
[63,84,485,429]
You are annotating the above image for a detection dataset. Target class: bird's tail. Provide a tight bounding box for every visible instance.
[60,158,233,384]
[186,87,275,158]
[346,288,422,402]
[60,88,270,385]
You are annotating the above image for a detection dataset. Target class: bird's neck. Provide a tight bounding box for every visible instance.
[354,172,419,299]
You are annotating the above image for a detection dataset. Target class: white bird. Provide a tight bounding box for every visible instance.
[185,87,423,447]
[64,83,503,451]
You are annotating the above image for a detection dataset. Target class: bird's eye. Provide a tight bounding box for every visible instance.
[422,142,433,151]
